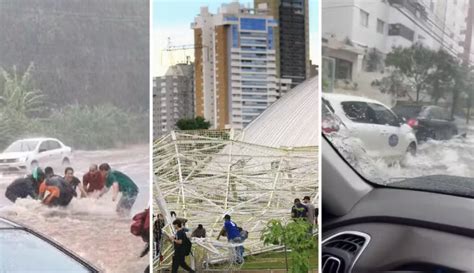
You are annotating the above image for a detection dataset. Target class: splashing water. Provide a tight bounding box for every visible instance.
[327,127,474,184]
[0,145,150,273]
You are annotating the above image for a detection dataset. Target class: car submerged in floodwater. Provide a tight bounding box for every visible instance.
[0,217,99,272]
[322,93,417,159]
[392,104,458,142]
[0,138,72,174]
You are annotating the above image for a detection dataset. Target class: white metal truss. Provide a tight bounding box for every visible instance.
[153,129,318,268]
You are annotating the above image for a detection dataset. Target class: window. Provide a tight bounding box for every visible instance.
[360,9,369,27]
[47,140,61,150]
[377,19,384,34]
[335,58,353,80]
[368,103,400,127]
[39,141,50,152]
[341,102,373,123]
[240,18,266,31]
[341,102,399,126]
[388,23,414,41]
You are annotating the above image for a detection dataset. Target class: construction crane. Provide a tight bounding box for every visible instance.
[161,37,209,66]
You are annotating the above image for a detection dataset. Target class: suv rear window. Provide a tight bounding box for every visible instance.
[392,105,423,119]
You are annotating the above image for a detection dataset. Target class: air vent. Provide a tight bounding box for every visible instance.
[325,233,366,254]
[322,231,371,273]
[322,254,344,273]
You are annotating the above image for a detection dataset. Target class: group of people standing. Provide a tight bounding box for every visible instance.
[5,163,139,216]
[291,195,317,229]
[152,196,316,272]
[153,211,247,273]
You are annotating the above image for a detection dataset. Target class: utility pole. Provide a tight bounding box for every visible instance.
[463,0,473,65]
[462,0,474,123]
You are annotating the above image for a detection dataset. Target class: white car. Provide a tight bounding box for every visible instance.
[322,93,417,159]
[0,138,72,173]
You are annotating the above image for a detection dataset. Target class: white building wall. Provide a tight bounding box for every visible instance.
[323,0,467,56]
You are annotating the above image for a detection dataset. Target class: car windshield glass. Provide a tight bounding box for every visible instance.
[3,140,39,153]
[0,229,91,272]
[322,1,474,197]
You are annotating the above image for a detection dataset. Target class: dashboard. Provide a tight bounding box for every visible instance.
[322,188,474,273]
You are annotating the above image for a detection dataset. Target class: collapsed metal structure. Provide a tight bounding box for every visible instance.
[153,129,318,268]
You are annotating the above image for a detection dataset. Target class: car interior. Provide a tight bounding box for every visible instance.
[321,135,474,273]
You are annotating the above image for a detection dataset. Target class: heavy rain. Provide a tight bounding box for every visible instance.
[0,1,150,272]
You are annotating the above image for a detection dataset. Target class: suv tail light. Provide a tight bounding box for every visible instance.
[407,118,418,128]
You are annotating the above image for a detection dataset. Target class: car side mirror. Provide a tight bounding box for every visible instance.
[39,149,47,153]
[399,117,406,126]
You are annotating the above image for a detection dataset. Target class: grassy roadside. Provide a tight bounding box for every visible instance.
[241,246,318,270]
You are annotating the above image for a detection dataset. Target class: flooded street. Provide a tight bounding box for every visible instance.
[0,144,150,273]
[328,123,474,184]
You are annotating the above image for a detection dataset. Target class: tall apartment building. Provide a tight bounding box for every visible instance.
[153,63,194,138]
[322,0,469,80]
[192,2,291,130]
[254,0,310,87]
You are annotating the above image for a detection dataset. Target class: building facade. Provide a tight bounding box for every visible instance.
[153,63,194,138]
[192,2,291,130]
[322,0,469,80]
[255,0,310,87]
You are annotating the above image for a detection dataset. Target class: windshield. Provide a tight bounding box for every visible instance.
[322,0,473,196]
[0,229,92,272]
[4,140,39,153]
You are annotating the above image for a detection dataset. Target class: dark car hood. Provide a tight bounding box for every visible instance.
[390,175,474,198]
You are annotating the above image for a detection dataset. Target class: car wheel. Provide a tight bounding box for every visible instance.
[62,157,70,166]
[407,142,417,156]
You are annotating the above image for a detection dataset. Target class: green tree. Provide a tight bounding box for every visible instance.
[261,219,316,273]
[427,49,459,105]
[176,116,211,130]
[372,70,410,98]
[0,64,46,149]
[0,64,46,118]
[385,44,435,102]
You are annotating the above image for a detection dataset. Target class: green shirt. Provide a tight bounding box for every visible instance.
[105,170,138,196]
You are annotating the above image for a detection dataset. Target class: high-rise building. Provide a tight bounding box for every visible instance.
[321,0,469,80]
[255,0,310,87]
[192,2,291,130]
[153,63,194,138]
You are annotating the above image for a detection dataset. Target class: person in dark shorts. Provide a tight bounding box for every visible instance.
[39,175,76,206]
[83,163,105,195]
[169,219,195,273]
[5,167,45,202]
[99,163,139,216]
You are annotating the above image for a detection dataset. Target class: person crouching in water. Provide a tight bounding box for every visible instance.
[98,163,139,217]
[64,167,87,198]
[5,167,45,203]
[82,163,105,196]
[39,175,76,206]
